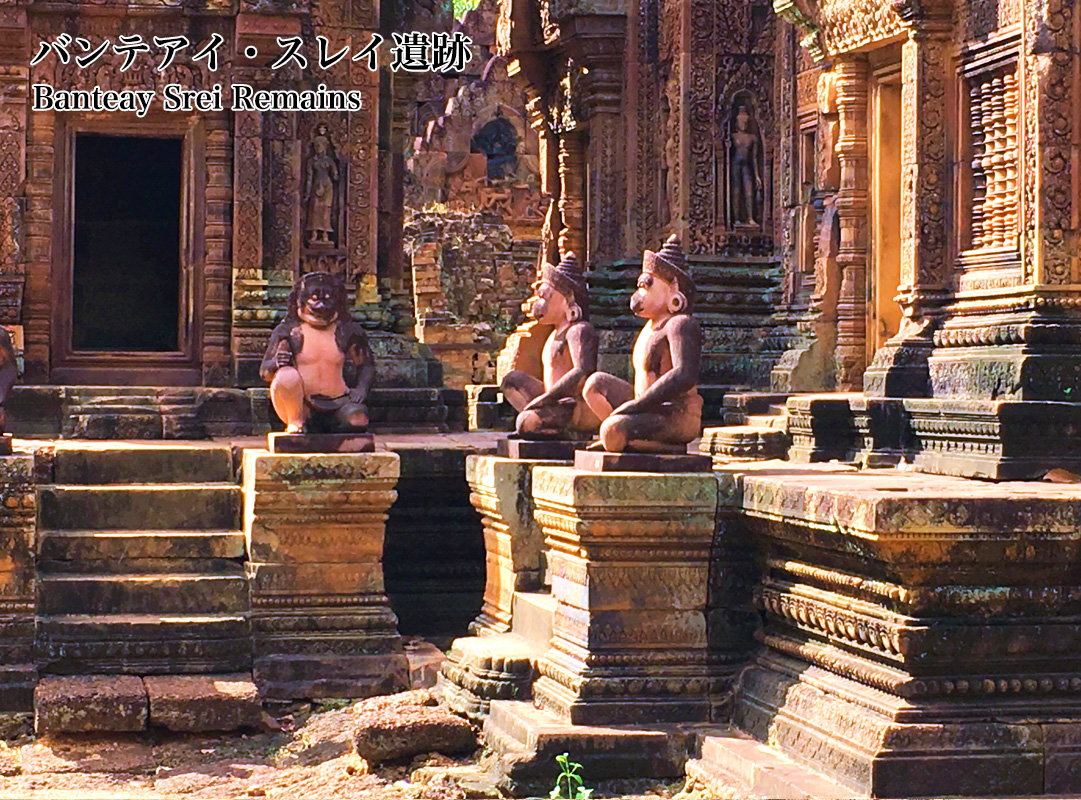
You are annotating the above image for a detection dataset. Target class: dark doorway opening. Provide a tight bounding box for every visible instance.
[72,134,182,352]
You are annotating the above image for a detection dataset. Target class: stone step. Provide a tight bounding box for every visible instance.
[38,574,248,616]
[38,530,246,563]
[52,444,233,484]
[38,485,242,531]
[34,673,261,734]
[37,614,251,675]
[685,727,854,799]
[511,591,554,653]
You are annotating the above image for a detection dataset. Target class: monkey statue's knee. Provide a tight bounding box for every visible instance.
[599,415,630,453]
[515,409,544,437]
[500,370,537,413]
[269,367,306,433]
[337,402,369,432]
[270,366,303,395]
[582,373,611,420]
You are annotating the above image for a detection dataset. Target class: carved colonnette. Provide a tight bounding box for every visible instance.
[242,450,409,699]
[726,462,1081,796]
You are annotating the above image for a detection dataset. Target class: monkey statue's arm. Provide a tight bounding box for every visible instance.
[524,321,598,410]
[260,322,295,383]
[342,322,375,403]
[0,328,16,406]
[614,315,701,416]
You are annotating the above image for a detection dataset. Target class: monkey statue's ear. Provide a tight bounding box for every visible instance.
[568,303,582,322]
[668,291,688,314]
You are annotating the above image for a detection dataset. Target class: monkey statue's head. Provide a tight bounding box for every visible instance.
[286,271,350,329]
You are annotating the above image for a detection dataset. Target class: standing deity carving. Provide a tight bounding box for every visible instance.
[305,124,340,247]
[728,103,763,227]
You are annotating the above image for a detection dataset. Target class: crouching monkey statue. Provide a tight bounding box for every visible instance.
[582,234,703,452]
[501,251,600,438]
[261,271,374,434]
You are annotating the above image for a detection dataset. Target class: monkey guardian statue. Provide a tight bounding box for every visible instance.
[260,272,374,434]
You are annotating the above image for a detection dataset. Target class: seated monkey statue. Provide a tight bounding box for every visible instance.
[501,252,600,438]
[582,234,703,452]
[260,271,374,434]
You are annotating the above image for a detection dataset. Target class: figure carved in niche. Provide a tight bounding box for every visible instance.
[260,272,374,434]
[502,252,600,438]
[305,124,339,247]
[729,103,763,227]
[582,235,703,452]
[471,115,519,181]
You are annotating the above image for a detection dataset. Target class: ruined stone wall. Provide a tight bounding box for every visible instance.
[404,211,539,389]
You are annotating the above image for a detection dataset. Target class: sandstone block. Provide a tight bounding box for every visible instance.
[34,675,147,734]
[144,673,261,732]
[352,701,476,764]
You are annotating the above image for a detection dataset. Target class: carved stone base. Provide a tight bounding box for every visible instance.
[529,467,719,725]
[496,438,580,460]
[862,336,934,398]
[699,427,789,462]
[724,462,1081,795]
[267,432,375,454]
[438,633,535,722]
[242,450,409,700]
[734,654,1060,797]
[905,398,1081,480]
[482,700,689,786]
[573,450,711,473]
[465,456,547,636]
[784,394,859,463]
[849,396,908,467]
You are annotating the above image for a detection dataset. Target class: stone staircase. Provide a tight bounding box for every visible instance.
[35,444,249,677]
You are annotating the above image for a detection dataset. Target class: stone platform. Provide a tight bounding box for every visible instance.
[711,459,1081,797]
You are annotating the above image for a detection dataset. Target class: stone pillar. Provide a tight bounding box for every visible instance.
[864,26,952,398]
[556,132,587,259]
[530,466,718,724]
[831,57,870,391]
[243,450,409,700]
[465,455,547,635]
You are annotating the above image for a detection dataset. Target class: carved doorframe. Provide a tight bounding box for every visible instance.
[50,113,205,385]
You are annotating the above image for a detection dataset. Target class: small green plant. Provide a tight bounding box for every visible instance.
[550,752,593,799]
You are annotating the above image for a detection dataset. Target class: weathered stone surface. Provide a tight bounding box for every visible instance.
[483,700,688,785]
[574,450,712,473]
[438,633,535,721]
[52,444,233,485]
[466,456,547,635]
[38,573,248,616]
[244,450,408,700]
[496,438,579,460]
[528,467,719,725]
[352,698,476,764]
[713,459,1081,795]
[685,726,849,799]
[268,432,375,454]
[38,485,241,531]
[22,734,155,774]
[144,674,261,732]
[34,676,147,734]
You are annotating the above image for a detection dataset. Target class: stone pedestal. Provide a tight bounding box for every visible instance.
[529,466,719,725]
[0,455,35,714]
[725,463,1081,796]
[465,455,552,635]
[784,394,859,463]
[242,450,408,700]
